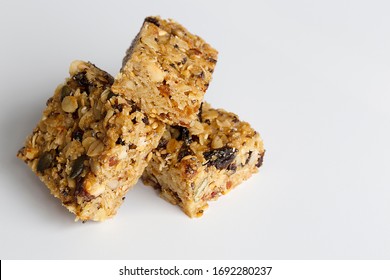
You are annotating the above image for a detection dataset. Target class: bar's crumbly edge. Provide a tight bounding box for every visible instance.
[142,102,265,218]
[17,60,165,221]
[112,16,218,127]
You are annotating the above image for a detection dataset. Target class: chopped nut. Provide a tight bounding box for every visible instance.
[211,136,223,149]
[90,159,102,175]
[24,147,39,160]
[166,139,180,154]
[146,62,165,83]
[107,179,119,190]
[84,180,105,197]
[151,122,159,129]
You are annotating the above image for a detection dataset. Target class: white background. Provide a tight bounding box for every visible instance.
[1,0,390,259]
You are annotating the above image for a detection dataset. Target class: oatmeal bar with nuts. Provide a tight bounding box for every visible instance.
[17,61,165,221]
[112,16,218,127]
[141,102,265,218]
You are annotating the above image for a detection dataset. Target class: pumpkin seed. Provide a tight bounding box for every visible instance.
[37,152,53,173]
[60,85,72,101]
[69,155,87,179]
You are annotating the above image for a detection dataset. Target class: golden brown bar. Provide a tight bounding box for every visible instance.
[142,102,265,218]
[17,61,165,221]
[112,16,218,127]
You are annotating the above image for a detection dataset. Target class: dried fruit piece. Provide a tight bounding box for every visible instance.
[144,16,160,26]
[203,146,237,170]
[256,152,265,168]
[245,151,253,165]
[142,116,150,125]
[73,71,90,87]
[177,143,193,162]
[172,126,192,145]
[198,102,203,122]
[116,137,126,146]
[72,129,84,142]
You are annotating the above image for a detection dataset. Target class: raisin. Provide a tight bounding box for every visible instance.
[73,71,92,94]
[72,129,84,142]
[112,103,123,112]
[227,163,237,172]
[207,57,217,63]
[142,116,149,125]
[69,155,87,179]
[128,143,137,149]
[74,177,84,196]
[245,151,253,165]
[198,102,203,122]
[37,152,53,173]
[256,152,265,168]
[172,126,192,145]
[191,135,199,143]
[116,137,126,146]
[177,144,193,162]
[73,72,90,87]
[144,17,160,27]
[60,188,70,197]
[157,138,168,149]
[127,100,140,114]
[188,48,202,56]
[203,146,237,170]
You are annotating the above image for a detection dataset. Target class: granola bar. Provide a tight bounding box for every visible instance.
[141,102,265,218]
[17,61,165,221]
[112,16,218,127]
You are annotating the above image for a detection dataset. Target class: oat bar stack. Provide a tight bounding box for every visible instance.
[17,16,264,221]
